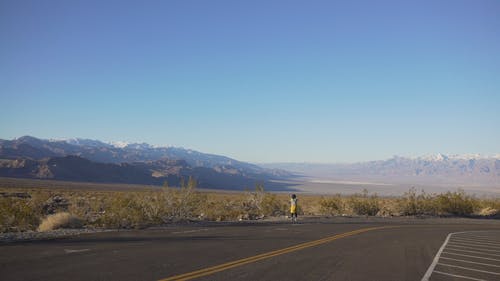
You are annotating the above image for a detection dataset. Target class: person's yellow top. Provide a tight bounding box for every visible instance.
[290,198,297,213]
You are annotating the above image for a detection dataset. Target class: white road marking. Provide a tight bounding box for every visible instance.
[64,249,90,254]
[442,251,500,262]
[450,239,500,247]
[433,270,486,281]
[452,236,500,243]
[459,234,500,239]
[440,256,500,268]
[453,236,500,244]
[421,232,453,281]
[448,241,500,250]
[444,244,500,254]
[438,262,500,276]
[445,247,500,257]
[422,231,500,281]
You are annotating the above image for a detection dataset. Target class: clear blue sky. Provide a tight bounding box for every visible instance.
[1,0,499,163]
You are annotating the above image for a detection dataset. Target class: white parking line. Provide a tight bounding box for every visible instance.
[421,233,452,281]
[444,244,500,254]
[448,241,500,250]
[422,231,500,281]
[452,236,500,243]
[442,251,500,262]
[433,270,486,281]
[440,256,500,268]
[451,239,500,246]
[459,234,500,239]
[445,247,500,257]
[450,239,500,247]
[453,237,500,243]
[438,262,500,276]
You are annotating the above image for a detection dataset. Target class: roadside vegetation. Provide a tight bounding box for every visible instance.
[1,180,499,233]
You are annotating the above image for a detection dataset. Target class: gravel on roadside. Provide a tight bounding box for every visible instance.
[2,215,499,243]
[0,228,115,243]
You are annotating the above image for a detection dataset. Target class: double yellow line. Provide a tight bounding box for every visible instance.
[159,226,390,281]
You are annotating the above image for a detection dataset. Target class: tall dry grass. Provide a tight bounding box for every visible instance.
[38,212,82,232]
[1,184,499,233]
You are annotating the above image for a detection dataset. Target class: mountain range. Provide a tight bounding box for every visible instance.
[262,154,500,186]
[0,136,291,190]
[1,136,498,190]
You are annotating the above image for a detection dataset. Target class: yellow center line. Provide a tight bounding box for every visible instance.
[159,225,393,281]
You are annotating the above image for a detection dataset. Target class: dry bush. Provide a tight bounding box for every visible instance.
[162,177,206,221]
[241,184,266,219]
[240,184,286,219]
[98,193,141,228]
[319,195,344,216]
[37,212,82,232]
[396,187,437,216]
[346,190,380,216]
[261,193,287,217]
[0,197,40,232]
[202,198,243,221]
[478,207,498,216]
[3,184,500,233]
[434,190,479,216]
[479,198,500,215]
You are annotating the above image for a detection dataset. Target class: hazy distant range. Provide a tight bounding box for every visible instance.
[261,154,500,196]
[1,136,499,196]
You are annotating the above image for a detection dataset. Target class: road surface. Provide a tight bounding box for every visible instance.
[1,218,500,281]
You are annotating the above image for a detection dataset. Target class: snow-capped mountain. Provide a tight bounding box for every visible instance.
[52,138,111,148]
[108,141,130,149]
[0,136,266,172]
[0,136,291,190]
[262,154,500,185]
[416,153,499,162]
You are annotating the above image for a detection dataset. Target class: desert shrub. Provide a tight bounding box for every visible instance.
[202,198,242,221]
[241,184,266,219]
[162,177,206,221]
[240,184,285,219]
[479,198,500,210]
[397,187,437,216]
[319,195,344,216]
[478,207,498,216]
[37,212,82,232]
[0,197,40,232]
[434,190,479,216]
[347,190,380,216]
[261,193,286,217]
[3,184,499,233]
[476,198,500,217]
[137,193,167,223]
[97,193,148,228]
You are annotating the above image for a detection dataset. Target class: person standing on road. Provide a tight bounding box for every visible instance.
[290,194,298,223]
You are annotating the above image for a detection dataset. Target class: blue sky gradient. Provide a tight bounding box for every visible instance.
[1,0,499,162]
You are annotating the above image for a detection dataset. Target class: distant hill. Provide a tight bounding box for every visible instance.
[0,136,262,171]
[0,136,292,190]
[261,154,500,186]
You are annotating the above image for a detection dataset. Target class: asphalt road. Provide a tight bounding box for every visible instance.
[1,218,500,281]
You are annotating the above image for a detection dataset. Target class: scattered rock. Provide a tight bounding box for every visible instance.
[0,192,31,198]
[0,228,111,243]
[43,195,69,214]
